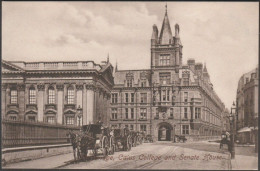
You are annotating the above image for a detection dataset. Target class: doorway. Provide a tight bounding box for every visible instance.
[158,123,172,141]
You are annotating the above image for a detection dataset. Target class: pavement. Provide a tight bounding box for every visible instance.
[2,140,257,170]
[2,152,74,169]
[230,145,258,170]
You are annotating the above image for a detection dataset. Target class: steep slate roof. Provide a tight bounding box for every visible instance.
[114,69,151,85]
[159,10,173,44]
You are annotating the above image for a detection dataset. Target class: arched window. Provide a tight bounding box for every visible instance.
[10,89,18,104]
[67,86,74,104]
[29,87,36,104]
[48,86,55,104]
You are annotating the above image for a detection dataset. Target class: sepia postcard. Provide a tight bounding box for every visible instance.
[1,1,259,170]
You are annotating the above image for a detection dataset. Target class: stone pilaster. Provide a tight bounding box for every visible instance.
[86,84,95,124]
[82,84,87,125]
[37,84,45,122]
[1,84,7,119]
[56,84,64,124]
[17,84,25,120]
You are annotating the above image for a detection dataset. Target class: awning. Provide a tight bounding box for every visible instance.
[237,127,251,133]
[237,127,258,133]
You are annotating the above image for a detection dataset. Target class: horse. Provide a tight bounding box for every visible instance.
[67,130,81,162]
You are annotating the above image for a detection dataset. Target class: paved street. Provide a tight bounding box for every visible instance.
[60,141,231,170]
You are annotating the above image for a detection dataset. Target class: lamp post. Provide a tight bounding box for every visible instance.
[229,101,236,159]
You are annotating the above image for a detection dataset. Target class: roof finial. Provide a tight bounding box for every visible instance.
[165,2,167,14]
[107,53,109,63]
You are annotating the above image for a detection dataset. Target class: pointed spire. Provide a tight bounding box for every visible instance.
[159,4,173,44]
[165,2,167,14]
[107,53,109,63]
[115,59,118,72]
[203,62,208,73]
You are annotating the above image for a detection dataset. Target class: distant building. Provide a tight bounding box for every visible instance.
[222,108,230,133]
[236,66,258,144]
[110,8,225,141]
[1,59,114,126]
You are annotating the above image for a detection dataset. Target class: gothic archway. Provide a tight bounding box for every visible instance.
[157,122,174,141]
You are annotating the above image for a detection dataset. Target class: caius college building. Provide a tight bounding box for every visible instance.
[1,8,225,141]
[110,9,225,141]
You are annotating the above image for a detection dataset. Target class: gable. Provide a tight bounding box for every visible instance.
[2,60,25,73]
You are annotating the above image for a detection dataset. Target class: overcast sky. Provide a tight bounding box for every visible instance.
[2,2,259,109]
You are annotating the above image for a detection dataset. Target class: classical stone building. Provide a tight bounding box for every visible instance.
[1,59,114,127]
[236,66,258,144]
[110,9,225,141]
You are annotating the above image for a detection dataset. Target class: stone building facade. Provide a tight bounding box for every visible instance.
[236,66,258,144]
[110,9,225,141]
[1,59,114,127]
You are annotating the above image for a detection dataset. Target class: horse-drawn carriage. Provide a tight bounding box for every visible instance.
[67,124,114,162]
[114,128,132,151]
[175,135,187,143]
[130,131,138,147]
[136,131,145,145]
[144,134,153,143]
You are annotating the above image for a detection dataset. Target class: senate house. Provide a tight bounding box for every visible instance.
[1,8,226,141]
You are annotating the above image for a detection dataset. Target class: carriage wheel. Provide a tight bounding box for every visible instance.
[126,136,131,151]
[110,137,115,155]
[102,136,108,157]
[93,148,97,159]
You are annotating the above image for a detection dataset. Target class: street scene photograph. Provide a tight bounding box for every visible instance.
[1,1,259,170]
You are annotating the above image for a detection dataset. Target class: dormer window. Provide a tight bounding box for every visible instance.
[127,79,133,87]
[141,79,146,87]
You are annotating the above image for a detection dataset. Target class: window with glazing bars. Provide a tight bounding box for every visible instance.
[195,107,201,119]
[125,93,128,103]
[66,116,74,125]
[131,108,134,119]
[112,93,118,103]
[182,125,189,135]
[67,87,74,104]
[10,89,18,104]
[111,108,117,119]
[140,108,147,119]
[48,87,55,104]
[140,124,147,132]
[184,108,188,118]
[125,108,128,119]
[47,116,55,123]
[127,79,132,87]
[29,87,36,104]
[131,93,134,103]
[159,55,170,66]
[140,93,147,103]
